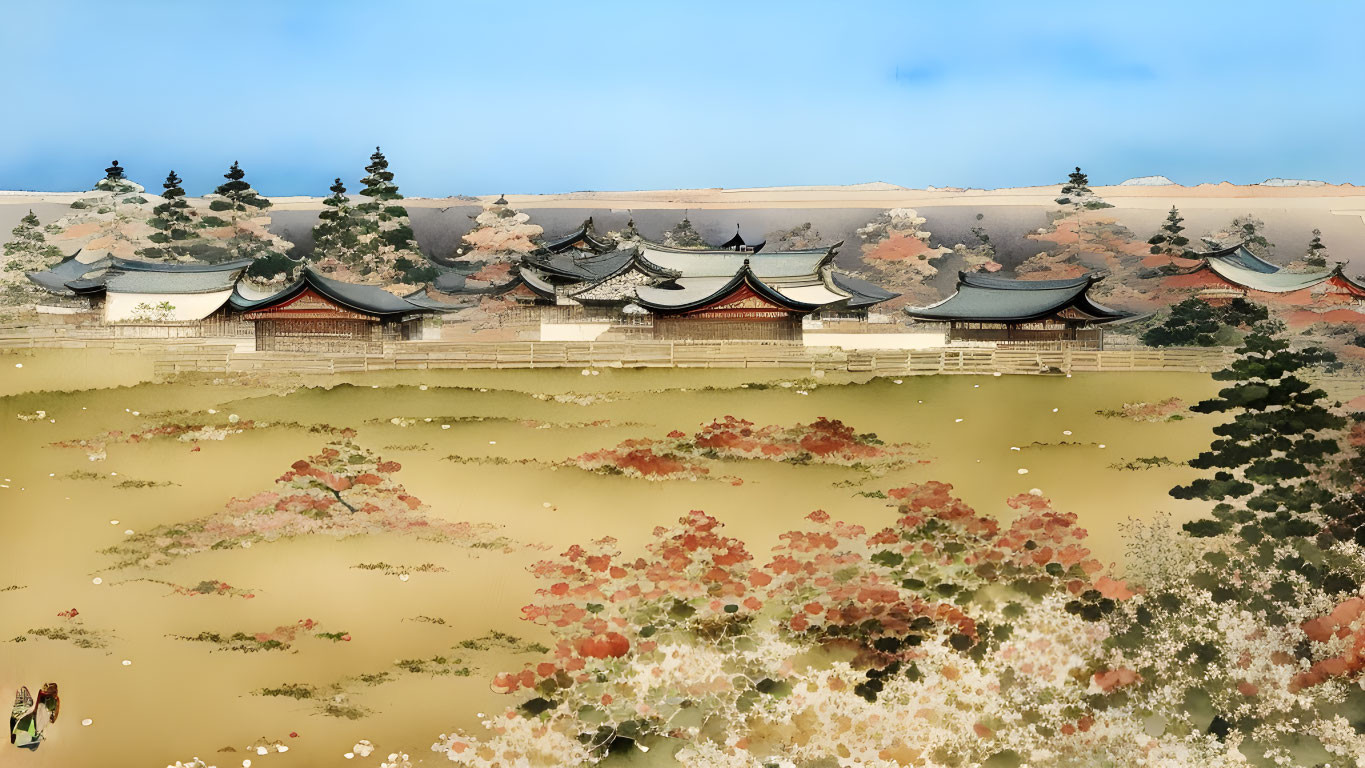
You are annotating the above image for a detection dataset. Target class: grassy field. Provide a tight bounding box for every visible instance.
[0,349,1225,768]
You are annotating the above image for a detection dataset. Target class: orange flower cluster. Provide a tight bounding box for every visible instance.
[1291,596,1365,692]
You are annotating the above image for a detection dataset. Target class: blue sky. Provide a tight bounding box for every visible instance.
[2,0,1362,196]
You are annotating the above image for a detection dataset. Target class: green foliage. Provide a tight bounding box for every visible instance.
[212,161,272,214]
[4,209,63,269]
[1205,214,1274,258]
[1147,206,1195,259]
[393,256,438,283]
[1060,166,1089,196]
[343,147,423,269]
[1303,228,1328,267]
[1171,322,1345,534]
[312,177,361,263]
[1142,298,1269,347]
[140,170,199,258]
[247,252,298,280]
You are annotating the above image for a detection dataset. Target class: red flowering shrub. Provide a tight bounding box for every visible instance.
[688,416,904,466]
[103,437,503,568]
[766,482,1128,671]
[572,438,709,480]
[500,510,762,695]
[570,416,911,480]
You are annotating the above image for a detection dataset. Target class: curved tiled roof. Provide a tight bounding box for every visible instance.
[1200,243,1279,274]
[230,267,450,316]
[30,255,252,296]
[830,272,901,308]
[906,272,1133,323]
[26,250,112,296]
[636,241,839,279]
[539,217,616,255]
[1203,258,1338,293]
[634,263,824,314]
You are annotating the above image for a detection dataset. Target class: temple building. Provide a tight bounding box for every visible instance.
[28,253,252,329]
[502,219,898,341]
[905,272,1136,349]
[230,267,448,352]
[1164,243,1365,308]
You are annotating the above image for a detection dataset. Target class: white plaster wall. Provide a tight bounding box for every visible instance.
[803,332,947,350]
[539,322,611,341]
[104,290,233,322]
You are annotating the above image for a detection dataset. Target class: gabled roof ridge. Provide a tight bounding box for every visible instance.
[634,260,823,314]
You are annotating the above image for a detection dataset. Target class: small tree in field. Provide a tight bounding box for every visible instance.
[145,170,199,254]
[1055,166,1111,210]
[211,161,272,215]
[5,210,63,271]
[1060,166,1090,197]
[1147,206,1194,259]
[1303,229,1328,268]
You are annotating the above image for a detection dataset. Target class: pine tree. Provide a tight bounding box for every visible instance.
[312,178,361,264]
[146,170,198,248]
[351,147,423,276]
[4,210,63,271]
[1147,206,1194,259]
[210,161,272,214]
[1304,228,1328,268]
[1060,166,1090,197]
[1173,321,1344,540]
[1054,166,1110,209]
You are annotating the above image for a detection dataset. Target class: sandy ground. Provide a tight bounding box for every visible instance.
[0,348,1230,768]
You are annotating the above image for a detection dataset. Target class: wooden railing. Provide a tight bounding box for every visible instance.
[0,331,1251,377]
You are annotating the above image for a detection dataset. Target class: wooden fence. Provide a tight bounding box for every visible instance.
[67,343,1238,377]
[0,332,1243,377]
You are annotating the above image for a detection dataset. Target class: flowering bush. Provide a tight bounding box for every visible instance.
[687,416,903,466]
[102,434,506,569]
[430,487,1162,767]
[571,439,711,481]
[48,417,297,461]
[569,417,911,481]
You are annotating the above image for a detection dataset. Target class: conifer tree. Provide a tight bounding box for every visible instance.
[211,161,272,214]
[352,147,423,275]
[4,210,63,271]
[146,170,198,247]
[1060,166,1090,197]
[1147,206,1194,259]
[1173,322,1344,540]
[312,178,361,264]
[1304,228,1328,267]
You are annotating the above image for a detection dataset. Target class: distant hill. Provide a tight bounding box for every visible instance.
[1118,176,1176,186]
[1258,178,1328,187]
